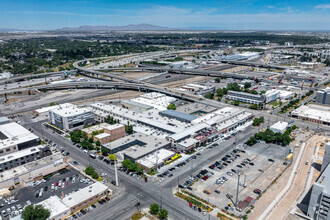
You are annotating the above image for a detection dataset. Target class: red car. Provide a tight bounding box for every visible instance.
[55,182,58,186]
[253,189,262,194]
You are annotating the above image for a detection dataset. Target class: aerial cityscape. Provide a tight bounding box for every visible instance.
[0,1,330,220]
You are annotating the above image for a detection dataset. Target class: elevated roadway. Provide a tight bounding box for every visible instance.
[0,81,224,109]
[0,71,74,85]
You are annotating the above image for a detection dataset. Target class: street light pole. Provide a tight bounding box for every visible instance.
[236,170,243,207]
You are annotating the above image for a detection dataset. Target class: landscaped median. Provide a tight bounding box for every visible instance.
[175,190,214,212]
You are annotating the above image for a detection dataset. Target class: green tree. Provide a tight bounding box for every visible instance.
[204,93,214,100]
[125,121,134,135]
[91,172,99,179]
[244,82,251,89]
[22,205,50,220]
[85,166,95,175]
[250,104,258,110]
[150,203,159,215]
[100,147,109,155]
[158,209,168,219]
[215,78,220,83]
[96,140,101,146]
[167,103,176,110]
[233,100,240,106]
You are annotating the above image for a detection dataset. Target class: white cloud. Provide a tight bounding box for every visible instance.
[267,5,274,9]
[315,4,330,9]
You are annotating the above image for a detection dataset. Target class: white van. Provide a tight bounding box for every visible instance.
[83,150,88,154]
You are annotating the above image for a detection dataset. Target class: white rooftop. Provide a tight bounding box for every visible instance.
[292,104,330,123]
[0,146,41,164]
[37,195,69,218]
[270,121,289,131]
[105,123,124,131]
[136,149,175,168]
[0,122,39,149]
[178,138,199,148]
[34,103,74,114]
[95,133,111,139]
[50,104,92,117]
[62,182,108,207]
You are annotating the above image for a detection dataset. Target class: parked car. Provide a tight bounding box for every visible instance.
[253,189,262,194]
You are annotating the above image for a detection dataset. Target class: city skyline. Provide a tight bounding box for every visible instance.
[1,0,330,31]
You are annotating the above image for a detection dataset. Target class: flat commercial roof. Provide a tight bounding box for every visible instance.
[105,124,124,131]
[0,117,10,125]
[95,133,111,139]
[121,100,154,110]
[292,104,330,123]
[62,182,108,207]
[178,138,199,148]
[270,121,288,132]
[50,104,92,117]
[35,103,74,114]
[0,146,41,164]
[37,195,69,218]
[168,123,209,142]
[159,110,197,122]
[103,133,170,159]
[0,122,39,148]
[136,149,175,168]
[81,123,109,134]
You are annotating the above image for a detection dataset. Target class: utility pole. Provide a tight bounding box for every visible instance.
[115,159,119,188]
[160,190,163,210]
[190,159,194,178]
[236,170,243,207]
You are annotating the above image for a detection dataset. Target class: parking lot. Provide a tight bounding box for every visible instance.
[178,143,289,213]
[0,168,92,219]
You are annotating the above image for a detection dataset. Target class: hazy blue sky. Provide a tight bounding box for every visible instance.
[1,0,330,30]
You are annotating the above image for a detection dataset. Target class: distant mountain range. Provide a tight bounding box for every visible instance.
[0,28,20,32]
[55,23,174,31]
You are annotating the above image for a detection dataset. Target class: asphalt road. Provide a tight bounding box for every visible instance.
[28,119,211,220]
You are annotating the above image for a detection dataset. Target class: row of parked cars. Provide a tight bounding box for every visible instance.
[208,149,244,171]
[179,169,210,189]
[67,197,110,220]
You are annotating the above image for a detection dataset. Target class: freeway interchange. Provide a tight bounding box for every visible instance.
[2,52,330,220]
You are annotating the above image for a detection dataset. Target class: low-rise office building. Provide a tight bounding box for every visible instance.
[0,122,40,156]
[0,146,42,171]
[136,149,175,172]
[50,104,94,131]
[316,87,330,106]
[103,133,170,162]
[94,133,111,145]
[81,123,109,138]
[177,138,199,152]
[37,195,70,220]
[104,124,126,141]
[62,182,108,213]
[227,91,266,105]
[270,121,288,134]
